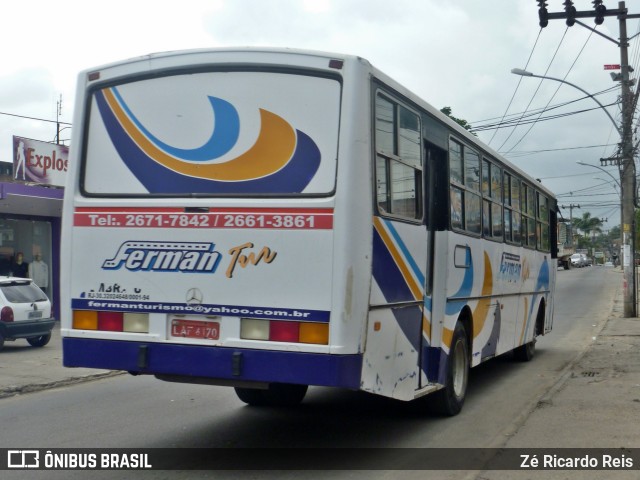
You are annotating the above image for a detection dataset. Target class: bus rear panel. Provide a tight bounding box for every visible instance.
[62,50,366,393]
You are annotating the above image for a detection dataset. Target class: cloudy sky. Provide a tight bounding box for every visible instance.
[1,0,636,228]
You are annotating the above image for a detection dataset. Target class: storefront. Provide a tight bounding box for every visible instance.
[1,136,67,321]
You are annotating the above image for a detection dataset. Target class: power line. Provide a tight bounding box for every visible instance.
[503,25,596,154]
[496,27,569,152]
[472,101,620,133]
[504,143,617,158]
[472,85,618,126]
[0,110,72,126]
[487,28,543,147]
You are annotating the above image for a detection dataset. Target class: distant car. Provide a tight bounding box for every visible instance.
[570,253,586,268]
[0,277,54,350]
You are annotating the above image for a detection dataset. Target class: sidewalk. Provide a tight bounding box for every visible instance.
[0,322,120,399]
[496,283,640,448]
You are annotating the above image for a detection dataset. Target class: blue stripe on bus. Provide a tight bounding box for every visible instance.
[423,345,445,384]
[382,219,425,286]
[63,338,362,389]
[444,247,475,316]
[371,227,423,353]
[524,258,550,336]
[372,228,416,303]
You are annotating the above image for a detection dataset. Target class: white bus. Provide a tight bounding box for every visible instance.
[61,48,557,415]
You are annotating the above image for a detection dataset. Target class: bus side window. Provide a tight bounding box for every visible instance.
[449,139,480,235]
[375,92,423,220]
[451,187,463,229]
[483,159,503,241]
[537,192,550,251]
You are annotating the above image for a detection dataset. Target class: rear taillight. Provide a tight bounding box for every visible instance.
[240,318,329,345]
[72,310,149,333]
[1,306,14,322]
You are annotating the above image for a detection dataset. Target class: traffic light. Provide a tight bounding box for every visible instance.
[538,0,549,28]
[593,0,607,25]
[564,0,577,27]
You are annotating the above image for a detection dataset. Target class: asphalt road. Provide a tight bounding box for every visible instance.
[0,266,618,479]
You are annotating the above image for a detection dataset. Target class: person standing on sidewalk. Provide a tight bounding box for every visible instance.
[29,253,49,296]
[11,252,28,278]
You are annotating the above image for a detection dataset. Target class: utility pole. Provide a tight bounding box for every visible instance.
[561,203,580,246]
[56,95,62,145]
[537,0,640,317]
[618,2,637,317]
[561,203,580,224]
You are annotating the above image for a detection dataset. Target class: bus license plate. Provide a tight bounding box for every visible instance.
[171,319,220,340]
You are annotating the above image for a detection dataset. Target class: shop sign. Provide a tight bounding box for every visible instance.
[12,136,69,187]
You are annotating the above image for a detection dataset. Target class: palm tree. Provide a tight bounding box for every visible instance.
[573,212,603,239]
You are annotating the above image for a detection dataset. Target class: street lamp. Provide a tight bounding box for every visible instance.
[577,161,621,190]
[510,68,621,135]
[54,126,72,145]
[512,67,636,316]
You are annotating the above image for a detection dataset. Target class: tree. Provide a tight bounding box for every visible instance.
[440,107,476,135]
[572,212,603,248]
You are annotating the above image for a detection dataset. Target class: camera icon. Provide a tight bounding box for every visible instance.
[7,450,40,468]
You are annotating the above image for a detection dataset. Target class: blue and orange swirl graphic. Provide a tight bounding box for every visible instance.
[94,87,321,194]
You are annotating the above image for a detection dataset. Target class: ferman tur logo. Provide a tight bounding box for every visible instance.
[102,241,222,273]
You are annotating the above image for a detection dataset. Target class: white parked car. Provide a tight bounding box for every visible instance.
[570,253,586,268]
[0,277,54,350]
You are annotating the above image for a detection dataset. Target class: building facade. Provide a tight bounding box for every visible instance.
[1,137,67,321]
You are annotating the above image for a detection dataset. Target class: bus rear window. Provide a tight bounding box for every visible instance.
[82,71,340,197]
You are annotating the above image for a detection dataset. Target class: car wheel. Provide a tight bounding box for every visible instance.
[0,332,4,351]
[27,333,51,348]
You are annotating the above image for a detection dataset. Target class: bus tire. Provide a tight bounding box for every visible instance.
[235,383,308,407]
[234,387,269,406]
[514,303,543,362]
[513,339,536,362]
[432,322,469,416]
[263,383,308,406]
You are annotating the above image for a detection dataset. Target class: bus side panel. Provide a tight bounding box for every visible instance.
[440,231,554,372]
[512,249,553,347]
[361,218,427,400]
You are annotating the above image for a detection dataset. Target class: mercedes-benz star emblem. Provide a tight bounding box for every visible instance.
[185,288,203,305]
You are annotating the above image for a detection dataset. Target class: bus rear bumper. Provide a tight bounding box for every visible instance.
[62,338,363,389]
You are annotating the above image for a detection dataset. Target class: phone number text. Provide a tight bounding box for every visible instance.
[75,211,333,230]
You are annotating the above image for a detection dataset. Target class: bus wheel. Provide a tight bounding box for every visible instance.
[514,304,543,362]
[263,383,308,406]
[432,322,469,416]
[235,383,308,407]
[513,339,536,362]
[234,387,269,406]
